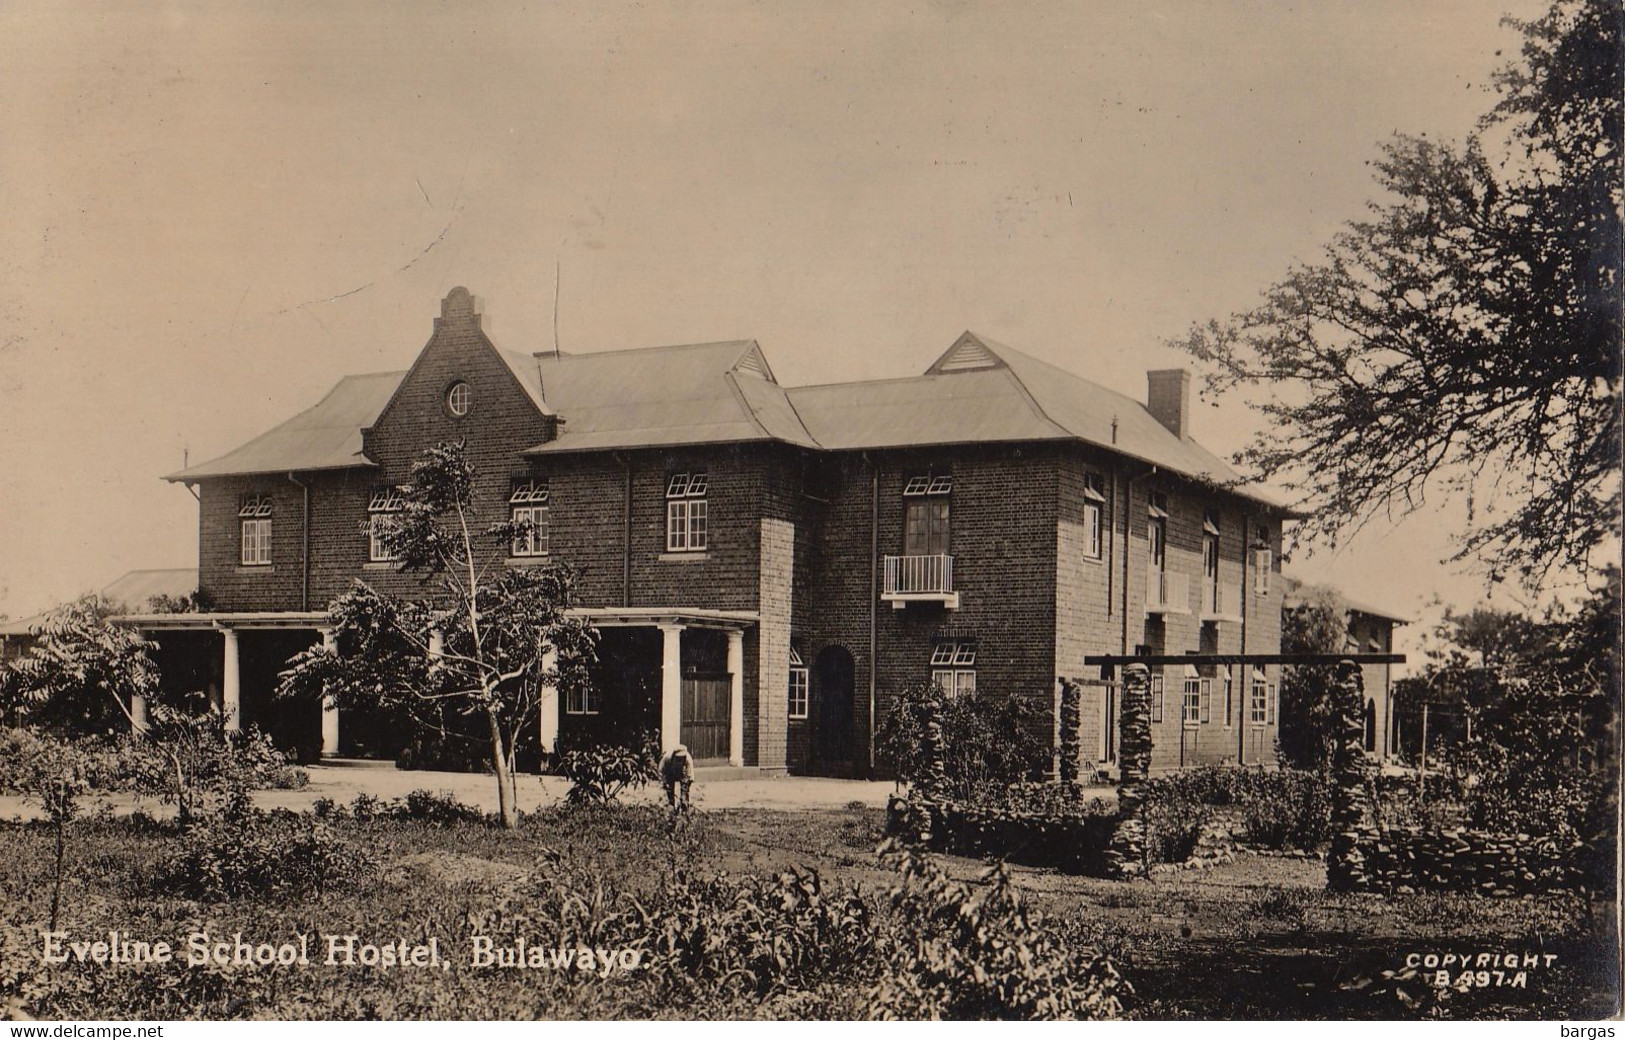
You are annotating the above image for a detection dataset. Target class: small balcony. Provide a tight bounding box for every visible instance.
[1145,569,1190,615]
[882,554,960,609]
[1200,582,1243,624]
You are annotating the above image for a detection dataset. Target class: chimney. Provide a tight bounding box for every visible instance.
[1146,368,1191,440]
[434,286,484,333]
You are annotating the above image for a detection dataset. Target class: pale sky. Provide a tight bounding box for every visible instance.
[0,0,1555,661]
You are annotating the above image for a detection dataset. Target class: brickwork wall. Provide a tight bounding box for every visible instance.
[188,293,1294,777]
[756,517,794,771]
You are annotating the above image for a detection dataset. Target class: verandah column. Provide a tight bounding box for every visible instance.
[219,625,241,734]
[659,623,683,755]
[537,643,559,759]
[320,628,340,757]
[726,628,744,767]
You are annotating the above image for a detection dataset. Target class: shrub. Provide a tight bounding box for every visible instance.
[876,683,1049,800]
[1139,766,1335,858]
[158,808,373,900]
[0,725,304,806]
[400,789,486,825]
[887,794,1119,875]
[395,735,490,773]
[864,840,1129,1019]
[1230,767,1333,850]
[1140,775,1211,863]
[556,733,660,805]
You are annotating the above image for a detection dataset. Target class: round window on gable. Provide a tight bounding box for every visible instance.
[446,381,471,417]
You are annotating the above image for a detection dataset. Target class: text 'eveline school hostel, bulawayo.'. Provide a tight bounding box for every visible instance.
[124,287,1297,778]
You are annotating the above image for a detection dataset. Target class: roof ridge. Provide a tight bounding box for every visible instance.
[535,339,757,361]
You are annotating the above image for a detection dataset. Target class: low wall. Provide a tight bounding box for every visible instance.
[1348,825,1586,895]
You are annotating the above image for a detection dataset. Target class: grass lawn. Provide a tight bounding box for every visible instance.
[1,804,1616,1020]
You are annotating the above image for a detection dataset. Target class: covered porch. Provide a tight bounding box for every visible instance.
[554,608,757,767]
[113,606,760,770]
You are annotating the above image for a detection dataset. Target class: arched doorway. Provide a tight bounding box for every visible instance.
[814,645,855,774]
[1363,698,1377,753]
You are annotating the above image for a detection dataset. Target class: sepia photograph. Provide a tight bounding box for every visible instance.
[0,0,1618,1025]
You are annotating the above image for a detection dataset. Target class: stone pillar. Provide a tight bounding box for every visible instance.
[659,624,683,755]
[726,629,745,767]
[1058,677,1082,787]
[918,684,947,798]
[537,643,559,759]
[1327,658,1372,893]
[220,627,241,734]
[320,628,340,757]
[130,693,149,734]
[1105,664,1152,879]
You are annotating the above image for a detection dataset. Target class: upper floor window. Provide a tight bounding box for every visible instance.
[929,640,976,697]
[1082,471,1105,559]
[788,646,809,720]
[904,474,951,557]
[1148,494,1168,573]
[446,381,471,417]
[1253,527,1272,594]
[666,472,708,553]
[367,486,404,562]
[1203,510,1221,607]
[238,494,272,566]
[510,479,550,557]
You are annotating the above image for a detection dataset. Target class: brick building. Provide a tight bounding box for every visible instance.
[122,287,1294,776]
[1281,575,1410,760]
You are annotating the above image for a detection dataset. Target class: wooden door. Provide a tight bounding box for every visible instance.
[681,676,731,763]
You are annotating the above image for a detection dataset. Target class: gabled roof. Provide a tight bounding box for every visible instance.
[789,331,1289,509]
[166,371,401,481]
[0,567,199,637]
[159,308,1290,514]
[521,340,818,454]
[1281,574,1411,625]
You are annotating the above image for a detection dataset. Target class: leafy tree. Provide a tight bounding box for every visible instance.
[278,441,596,828]
[0,596,159,737]
[1172,0,1622,590]
[1393,570,1617,845]
[1277,582,1351,771]
[0,596,289,823]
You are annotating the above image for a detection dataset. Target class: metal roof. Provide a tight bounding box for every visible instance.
[788,332,1290,510]
[0,568,199,636]
[1281,574,1411,624]
[166,371,401,481]
[522,341,817,454]
[160,322,1293,513]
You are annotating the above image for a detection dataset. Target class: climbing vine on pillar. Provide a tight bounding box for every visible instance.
[1058,678,1082,787]
[1326,659,1372,892]
[1105,664,1152,879]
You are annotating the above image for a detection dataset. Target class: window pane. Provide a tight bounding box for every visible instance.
[667,501,685,550]
[690,501,707,549]
[955,670,976,697]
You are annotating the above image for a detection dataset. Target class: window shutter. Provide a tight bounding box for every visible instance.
[1267,683,1277,725]
[1199,679,1212,723]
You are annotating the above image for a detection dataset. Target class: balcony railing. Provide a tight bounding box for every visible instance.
[1145,569,1190,615]
[1200,581,1243,622]
[882,554,960,609]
